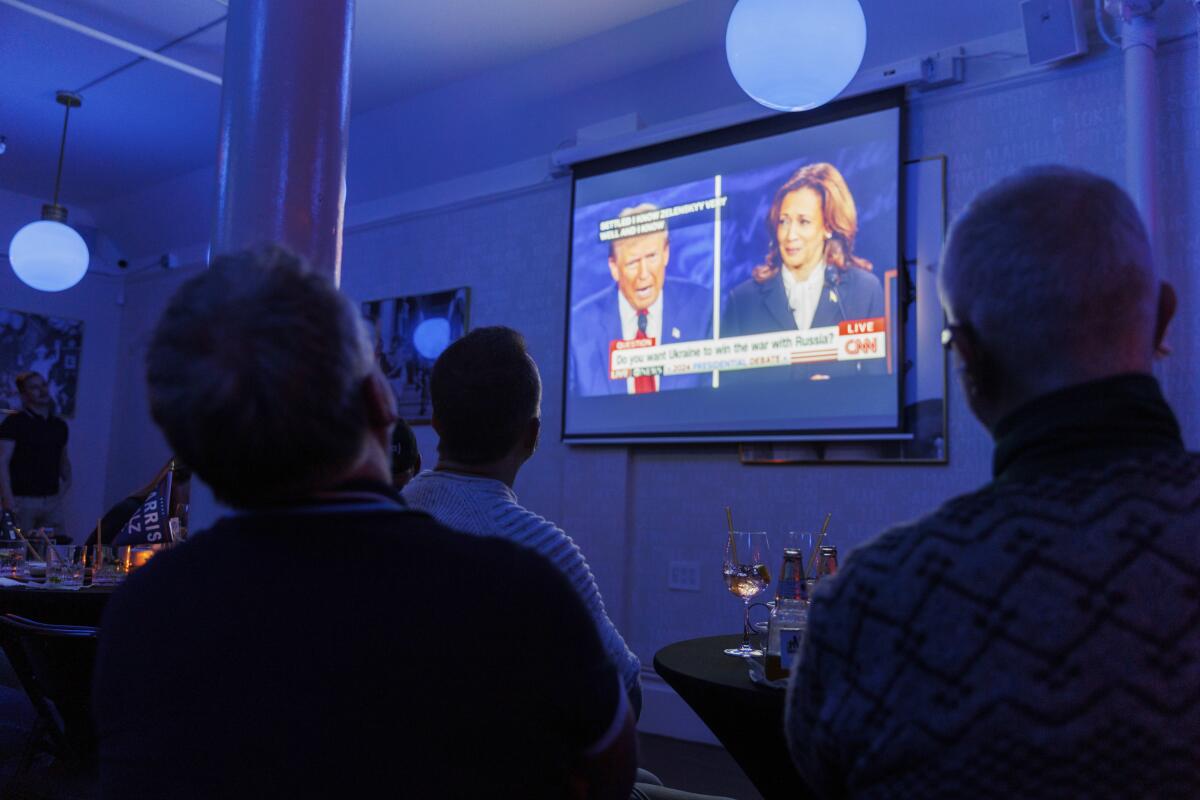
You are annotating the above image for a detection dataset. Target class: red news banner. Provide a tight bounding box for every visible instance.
[609,318,887,379]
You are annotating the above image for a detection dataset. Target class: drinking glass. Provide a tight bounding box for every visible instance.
[0,541,28,580]
[46,546,86,588]
[782,530,819,597]
[723,530,771,657]
[90,546,123,587]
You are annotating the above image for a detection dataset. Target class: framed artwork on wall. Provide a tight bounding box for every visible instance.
[0,308,85,418]
[361,288,469,423]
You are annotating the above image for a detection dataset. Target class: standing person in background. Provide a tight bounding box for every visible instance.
[786,167,1200,799]
[0,371,72,541]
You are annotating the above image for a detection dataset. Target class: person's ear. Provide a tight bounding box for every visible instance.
[363,369,398,432]
[1153,281,1177,358]
[947,322,992,401]
[523,417,541,455]
[608,254,621,283]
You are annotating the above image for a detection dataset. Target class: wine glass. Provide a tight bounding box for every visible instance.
[723,530,771,657]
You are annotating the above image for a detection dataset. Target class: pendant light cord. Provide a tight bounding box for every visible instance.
[52,102,71,207]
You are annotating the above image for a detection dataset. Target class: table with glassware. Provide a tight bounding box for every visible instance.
[653,524,837,799]
[0,540,157,626]
[654,633,811,800]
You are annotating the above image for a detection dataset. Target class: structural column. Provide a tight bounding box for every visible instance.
[210,0,354,282]
[1117,2,1161,251]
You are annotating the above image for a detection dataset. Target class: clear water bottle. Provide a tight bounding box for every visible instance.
[765,546,809,680]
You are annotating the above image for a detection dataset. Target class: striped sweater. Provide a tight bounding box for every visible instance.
[402,469,643,711]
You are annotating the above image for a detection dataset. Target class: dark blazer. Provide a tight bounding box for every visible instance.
[569,278,713,397]
[721,265,885,381]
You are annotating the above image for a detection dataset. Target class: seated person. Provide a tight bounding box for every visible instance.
[92,246,636,800]
[389,418,421,490]
[403,326,644,714]
[787,167,1200,798]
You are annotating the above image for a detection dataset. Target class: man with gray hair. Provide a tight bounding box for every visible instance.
[786,167,1200,798]
[92,246,636,799]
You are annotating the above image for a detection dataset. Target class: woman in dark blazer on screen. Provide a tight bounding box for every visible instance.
[722,162,884,380]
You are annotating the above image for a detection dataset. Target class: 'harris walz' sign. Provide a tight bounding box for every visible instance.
[113,472,173,546]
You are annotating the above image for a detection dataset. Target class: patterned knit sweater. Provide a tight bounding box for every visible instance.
[787,375,1200,799]
[402,469,643,712]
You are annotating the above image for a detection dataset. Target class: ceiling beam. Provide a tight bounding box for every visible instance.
[0,0,223,86]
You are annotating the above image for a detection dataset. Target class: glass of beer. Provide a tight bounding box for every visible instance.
[723,531,771,657]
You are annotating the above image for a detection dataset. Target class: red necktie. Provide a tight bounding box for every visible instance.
[634,310,655,394]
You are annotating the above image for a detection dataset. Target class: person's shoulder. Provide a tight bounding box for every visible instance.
[572,286,616,318]
[0,410,17,435]
[838,265,883,291]
[664,277,709,298]
[727,269,774,301]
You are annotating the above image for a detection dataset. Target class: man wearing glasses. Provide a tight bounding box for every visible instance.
[787,167,1198,799]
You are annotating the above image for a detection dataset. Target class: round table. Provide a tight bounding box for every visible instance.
[654,634,811,800]
[0,584,115,627]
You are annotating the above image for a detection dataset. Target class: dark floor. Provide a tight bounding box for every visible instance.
[638,732,764,800]
[0,685,760,800]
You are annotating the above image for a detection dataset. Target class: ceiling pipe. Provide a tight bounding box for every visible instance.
[0,0,222,85]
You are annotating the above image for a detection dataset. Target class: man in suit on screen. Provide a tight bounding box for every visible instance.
[569,203,712,397]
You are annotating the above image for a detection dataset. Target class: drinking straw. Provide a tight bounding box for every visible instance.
[37,528,63,565]
[806,512,833,577]
[724,506,738,564]
[11,528,40,561]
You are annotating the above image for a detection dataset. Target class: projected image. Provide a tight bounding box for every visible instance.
[362,288,468,422]
[564,103,900,440]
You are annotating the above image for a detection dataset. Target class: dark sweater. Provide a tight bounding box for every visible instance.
[93,487,622,799]
[787,375,1200,799]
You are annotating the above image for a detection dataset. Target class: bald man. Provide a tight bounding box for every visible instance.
[787,167,1200,799]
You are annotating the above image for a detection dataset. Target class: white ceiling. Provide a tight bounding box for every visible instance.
[4,0,1156,211]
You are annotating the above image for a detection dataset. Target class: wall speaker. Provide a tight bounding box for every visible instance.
[1021,0,1088,66]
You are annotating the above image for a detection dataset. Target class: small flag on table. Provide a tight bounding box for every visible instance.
[113,471,173,546]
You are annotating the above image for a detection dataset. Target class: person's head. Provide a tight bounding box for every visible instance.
[938,166,1174,430]
[390,419,421,489]
[608,203,669,312]
[431,326,541,467]
[145,245,397,508]
[15,371,50,411]
[766,162,870,274]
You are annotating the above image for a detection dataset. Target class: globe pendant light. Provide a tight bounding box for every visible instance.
[726,0,867,112]
[8,91,90,292]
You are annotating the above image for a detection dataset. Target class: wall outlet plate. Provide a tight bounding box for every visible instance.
[668,560,701,591]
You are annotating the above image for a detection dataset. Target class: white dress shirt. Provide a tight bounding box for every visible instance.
[781,261,827,331]
[617,290,663,393]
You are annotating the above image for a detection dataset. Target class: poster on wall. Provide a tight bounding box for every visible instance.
[361,288,469,423]
[0,308,85,418]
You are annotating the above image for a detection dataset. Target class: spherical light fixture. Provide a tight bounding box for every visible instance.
[7,91,89,292]
[9,215,89,292]
[413,317,452,360]
[726,0,867,112]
